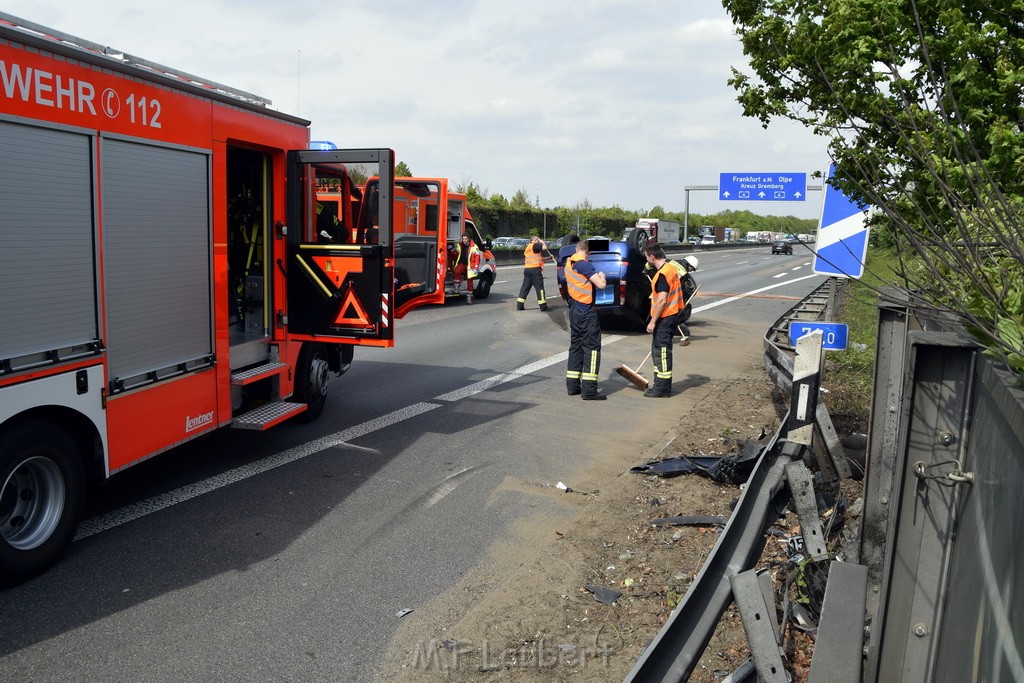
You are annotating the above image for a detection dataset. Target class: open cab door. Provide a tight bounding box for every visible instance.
[286,149,395,347]
[373,177,450,318]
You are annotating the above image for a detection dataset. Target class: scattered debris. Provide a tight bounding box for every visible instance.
[630,439,765,484]
[583,584,622,604]
[556,481,573,493]
[394,608,414,618]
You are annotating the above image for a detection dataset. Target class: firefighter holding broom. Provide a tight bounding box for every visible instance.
[643,242,683,398]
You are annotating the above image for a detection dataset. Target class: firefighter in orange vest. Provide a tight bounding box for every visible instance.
[644,242,683,397]
[565,239,608,400]
[516,236,548,311]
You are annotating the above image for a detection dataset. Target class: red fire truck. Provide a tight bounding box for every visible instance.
[0,14,439,584]
[318,177,497,310]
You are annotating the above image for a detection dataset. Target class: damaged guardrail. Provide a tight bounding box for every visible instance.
[626,277,862,682]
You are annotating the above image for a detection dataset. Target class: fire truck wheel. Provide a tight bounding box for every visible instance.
[296,344,330,422]
[0,420,85,586]
[473,272,493,300]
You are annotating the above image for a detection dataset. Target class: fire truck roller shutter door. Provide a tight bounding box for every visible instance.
[0,121,99,364]
[101,139,213,391]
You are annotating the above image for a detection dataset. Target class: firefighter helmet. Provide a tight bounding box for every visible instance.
[683,255,699,271]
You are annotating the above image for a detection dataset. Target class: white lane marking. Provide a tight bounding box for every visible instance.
[773,272,787,279]
[81,263,813,542]
[77,335,629,539]
[74,402,442,540]
[693,274,822,313]
[736,261,750,265]
[433,334,625,401]
[791,266,802,271]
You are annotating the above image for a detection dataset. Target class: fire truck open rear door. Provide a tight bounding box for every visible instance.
[286,149,396,347]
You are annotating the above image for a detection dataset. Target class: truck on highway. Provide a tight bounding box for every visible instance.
[0,13,438,585]
[622,218,681,251]
[698,225,727,243]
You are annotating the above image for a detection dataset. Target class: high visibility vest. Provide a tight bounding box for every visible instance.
[565,252,593,304]
[523,243,543,269]
[652,261,682,318]
[453,242,481,278]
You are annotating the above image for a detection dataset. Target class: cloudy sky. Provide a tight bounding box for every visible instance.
[9,0,829,220]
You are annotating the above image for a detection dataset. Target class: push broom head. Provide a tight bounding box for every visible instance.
[615,364,650,390]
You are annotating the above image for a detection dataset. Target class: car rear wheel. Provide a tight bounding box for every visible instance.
[628,229,649,253]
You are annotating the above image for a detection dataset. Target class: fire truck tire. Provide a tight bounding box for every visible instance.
[473,272,493,300]
[628,229,649,253]
[0,420,85,586]
[295,343,330,422]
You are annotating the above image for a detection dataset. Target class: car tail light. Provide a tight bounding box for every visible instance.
[619,280,627,302]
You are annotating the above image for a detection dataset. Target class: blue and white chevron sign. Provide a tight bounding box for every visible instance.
[812,164,870,278]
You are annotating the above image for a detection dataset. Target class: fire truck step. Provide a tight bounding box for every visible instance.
[231,401,307,430]
[231,361,289,386]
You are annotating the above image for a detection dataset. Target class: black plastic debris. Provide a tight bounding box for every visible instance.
[630,439,765,485]
[630,455,723,477]
[649,515,727,528]
[583,584,622,604]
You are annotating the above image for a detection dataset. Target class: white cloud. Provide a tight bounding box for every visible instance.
[6,0,828,219]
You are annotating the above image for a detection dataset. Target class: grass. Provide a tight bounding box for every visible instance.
[822,246,902,430]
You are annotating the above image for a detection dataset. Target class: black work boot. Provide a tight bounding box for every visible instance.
[581,381,606,400]
[539,303,549,312]
[516,302,525,311]
[643,378,671,398]
[566,379,581,396]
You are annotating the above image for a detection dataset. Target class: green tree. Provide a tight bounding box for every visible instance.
[395,161,412,177]
[649,205,666,219]
[510,188,533,210]
[724,0,1024,374]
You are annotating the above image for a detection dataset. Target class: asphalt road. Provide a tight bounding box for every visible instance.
[0,245,823,681]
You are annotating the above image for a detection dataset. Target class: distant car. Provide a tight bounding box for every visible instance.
[509,237,530,249]
[772,240,793,255]
[700,236,716,245]
[492,236,516,248]
[687,236,700,245]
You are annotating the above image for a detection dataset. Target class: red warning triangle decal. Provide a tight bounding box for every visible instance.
[333,286,372,327]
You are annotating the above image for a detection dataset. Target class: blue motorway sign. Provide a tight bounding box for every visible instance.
[719,173,807,202]
[788,321,849,351]
[813,164,870,278]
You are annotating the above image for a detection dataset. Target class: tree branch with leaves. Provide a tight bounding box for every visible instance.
[724,0,1024,373]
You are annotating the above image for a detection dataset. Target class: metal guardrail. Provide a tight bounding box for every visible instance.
[629,282,1024,682]
[625,277,849,682]
[859,288,1024,682]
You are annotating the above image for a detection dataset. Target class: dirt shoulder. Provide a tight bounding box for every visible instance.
[376,348,790,681]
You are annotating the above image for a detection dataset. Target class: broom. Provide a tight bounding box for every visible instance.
[616,350,652,390]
